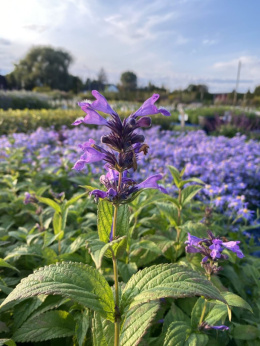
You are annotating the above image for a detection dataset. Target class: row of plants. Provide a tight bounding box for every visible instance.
[0,106,260,135]
[0,91,259,345]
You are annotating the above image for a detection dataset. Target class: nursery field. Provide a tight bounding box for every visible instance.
[0,97,260,345]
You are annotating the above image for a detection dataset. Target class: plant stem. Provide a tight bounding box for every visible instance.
[176,188,182,242]
[112,171,122,346]
[199,300,207,325]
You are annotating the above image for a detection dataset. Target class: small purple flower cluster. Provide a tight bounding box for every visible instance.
[71,91,170,203]
[185,231,244,263]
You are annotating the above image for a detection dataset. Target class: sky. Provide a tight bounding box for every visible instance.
[1,0,260,93]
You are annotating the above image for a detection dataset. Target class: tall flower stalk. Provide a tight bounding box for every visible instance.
[73,90,170,345]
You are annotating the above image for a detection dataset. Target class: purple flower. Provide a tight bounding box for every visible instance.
[72,106,108,126]
[186,233,203,246]
[222,241,244,258]
[24,192,32,205]
[133,94,171,118]
[209,239,223,259]
[73,147,106,171]
[79,90,116,116]
[210,325,229,331]
[136,174,168,194]
[200,322,229,331]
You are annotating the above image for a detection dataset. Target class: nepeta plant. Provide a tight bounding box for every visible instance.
[0,92,252,346]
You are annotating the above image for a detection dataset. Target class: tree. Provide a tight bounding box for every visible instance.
[6,46,73,91]
[97,68,108,85]
[120,71,137,90]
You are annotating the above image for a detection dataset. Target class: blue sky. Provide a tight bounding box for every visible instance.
[1,0,260,92]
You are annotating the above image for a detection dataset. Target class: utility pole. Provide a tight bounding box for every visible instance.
[233,60,241,106]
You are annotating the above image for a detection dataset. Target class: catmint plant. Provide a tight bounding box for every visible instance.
[1,92,252,346]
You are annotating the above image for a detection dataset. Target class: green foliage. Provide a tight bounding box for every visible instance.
[13,310,75,342]
[1,262,115,321]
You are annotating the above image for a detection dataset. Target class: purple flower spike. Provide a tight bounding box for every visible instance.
[222,241,245,258]
[91,90,116,115]
[136,174,167,193]
[209,239,223,259]
[24,192,32,205]
[133,94,171,118]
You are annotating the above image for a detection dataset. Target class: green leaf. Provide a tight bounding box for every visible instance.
[0,258,19,272]
[120,301,160,346]
[1,262,115,322]
[98,236,127,267]
[98,200,113,243]
[65,192,87,209]
[37,196,61,213]
[116,204,130,239]
[91,312,114,346]
[205,304,227,325]
[0,339,16,346]
[232,324,260,340]
[131,239,162,255]
[221,292,253,313]
[120,264,226,312]
[98,201,130,243]
[167,165,181,188]
[156,202,178,226]
[191,298,211,328]
[179,178,205,188]
[53,211,62,235]
[181,185,202,206]
[13,310,75,342]
[163,321,208,346]
[13,296,47,329]
[74,309,90,346]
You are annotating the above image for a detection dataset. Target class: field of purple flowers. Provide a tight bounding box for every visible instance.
[1,126,260,226]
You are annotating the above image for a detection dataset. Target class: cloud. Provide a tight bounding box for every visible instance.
[0,38,11,45]
[202,39,217,45]
[23,25,48,33]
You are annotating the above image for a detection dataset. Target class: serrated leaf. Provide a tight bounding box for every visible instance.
[37,196,61,213]
[120,264,226,312]
[163,321,208,346]
[120,301,160,346]
[98,200,113,243]
[92,312,114,346]
[167,165,181,188]
[13,310,75,342]
[98,202,130,243]
[74,309,90,346]
[1,262,115,321]
[181,185,202,206]
[13,295,47,329]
